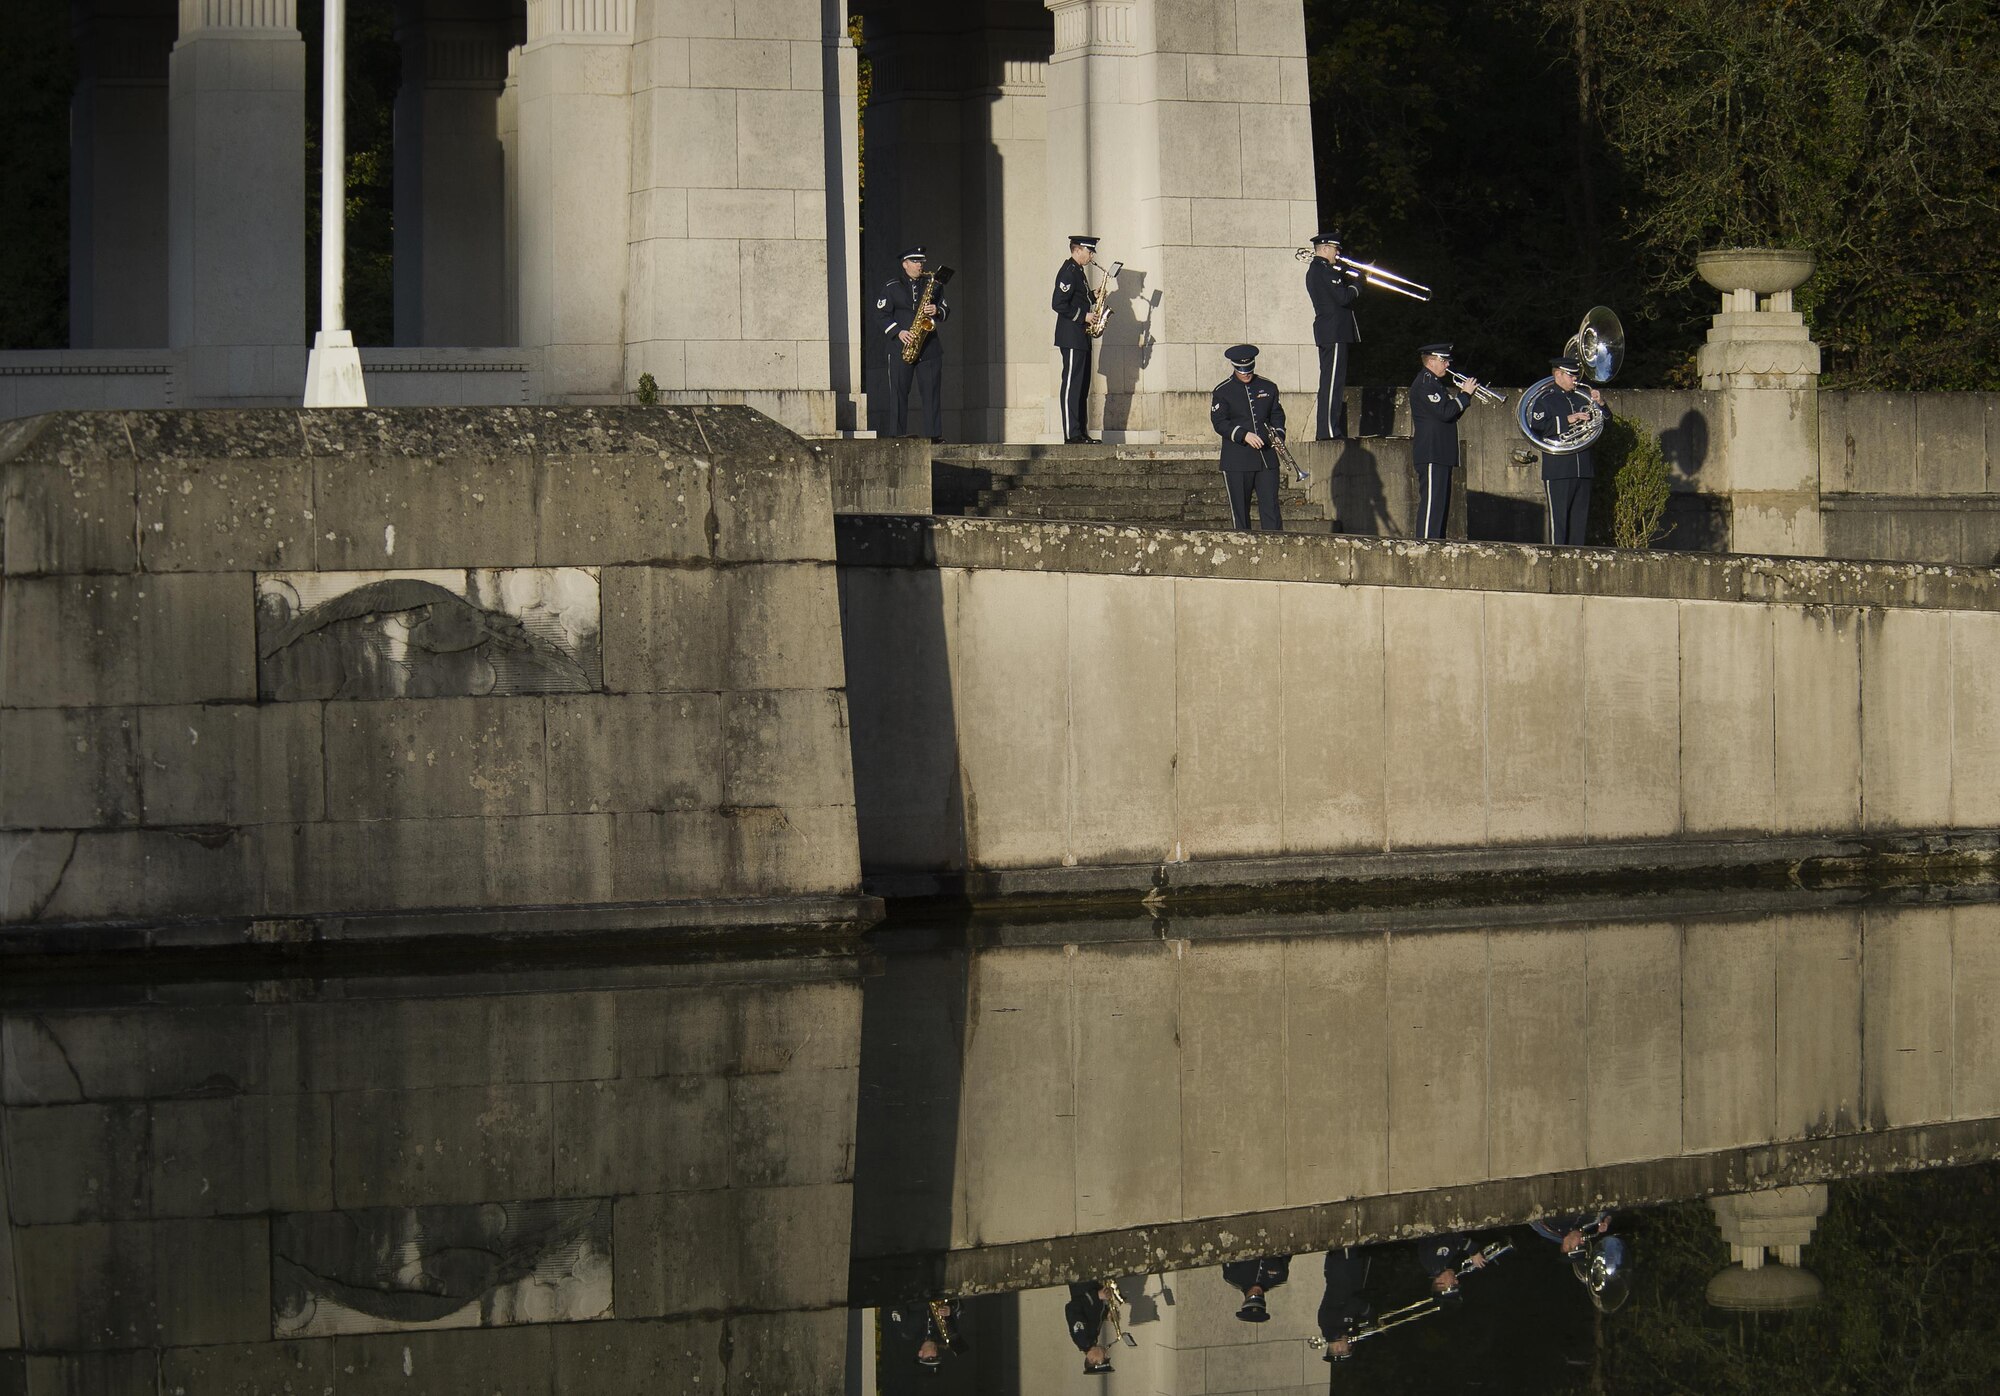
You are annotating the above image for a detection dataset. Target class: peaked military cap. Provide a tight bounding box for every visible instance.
[1311,232,1343,246]
[899,245,928,262]
[1551,354,1582,373]
[1069,235,1100,249]
[1224,343,1259,370]
[1418,342,1453,358]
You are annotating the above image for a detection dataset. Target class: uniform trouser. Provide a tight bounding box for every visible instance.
[1546,476,1592,545]
[1226,467,1282,531]
[886,346,943,438]
[1058,341,1093,440]
[1413,460,1452,540]
[1315,343,1350,440]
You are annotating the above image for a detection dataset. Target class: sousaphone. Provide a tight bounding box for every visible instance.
[1516,306,1624,454]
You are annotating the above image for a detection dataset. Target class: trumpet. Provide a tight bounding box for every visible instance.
[1293,246,1431,302]
[1101,1280,1138,1350]
[1446,369,1507,407]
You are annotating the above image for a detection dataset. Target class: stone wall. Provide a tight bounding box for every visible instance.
[0,955,860,1392]
[838,515,2000,889]
[0,408,865,945]
[1820,390,2000,565]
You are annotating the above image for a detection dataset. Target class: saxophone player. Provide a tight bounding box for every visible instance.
[1052,235,1104,444]
[875,245,950,441]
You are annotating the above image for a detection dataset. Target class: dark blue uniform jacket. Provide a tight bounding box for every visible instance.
[1210,373,1287,472]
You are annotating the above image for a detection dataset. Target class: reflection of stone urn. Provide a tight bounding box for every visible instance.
[1705,1185,1826,1313]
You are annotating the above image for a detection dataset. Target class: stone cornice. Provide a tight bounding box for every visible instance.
[1047,0,1135,55]
[178,0,296,35]
[525,0,633,44]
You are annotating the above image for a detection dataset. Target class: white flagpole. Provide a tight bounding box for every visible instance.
[303,0,367,406]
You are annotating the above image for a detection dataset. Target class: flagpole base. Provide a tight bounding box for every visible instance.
[304,329,368,407]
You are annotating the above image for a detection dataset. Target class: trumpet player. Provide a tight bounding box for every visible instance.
[1305,233,1360,441]
[1052,235,1104,444]
[1210,344,1288,532]
[1410,343,1475,540]
[1533,354,1604,546]
[1065,1280,1116,1374]
[1224,1254,1291,1323]
[875,245,951,441]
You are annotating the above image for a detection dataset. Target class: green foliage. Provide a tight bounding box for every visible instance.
[1588,412,1672,548]
[635,372,659,405]
[0,0,72,348]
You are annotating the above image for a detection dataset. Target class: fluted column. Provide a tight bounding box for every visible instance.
[516,0,632,400]
[822,0,866,432]
[70,0,175,349]
[168,0,306,400]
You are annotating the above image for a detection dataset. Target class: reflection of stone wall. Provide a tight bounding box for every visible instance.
[0,958,861,1389]
[0,407,865,939]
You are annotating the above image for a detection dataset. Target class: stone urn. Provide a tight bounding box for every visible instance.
[1695,247,1816,312]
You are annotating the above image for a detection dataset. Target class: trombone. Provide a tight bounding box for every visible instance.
[1292,247,1433,302]
[1446,368,1507,407]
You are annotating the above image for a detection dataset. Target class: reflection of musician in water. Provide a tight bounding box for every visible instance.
[886,1297,959,1369]
[1224,1254,1291,1323]
[1065,1281,1115,1374]
[1531,354,1605,546]
[1420,1232,1492,1295]
[1317,1247,1373,1360]
[1534,1210,1630,1311]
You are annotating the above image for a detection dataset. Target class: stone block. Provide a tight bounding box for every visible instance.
[331,1085,554,1207]
[615,978,860,1080]
[2,1006,276,1106]
[0,577,139,708]
[682,339,802,392]
[1487,929,1588,1178]
[2,1102,150,1224]
[0,708,138,829]
[1682,919,1776,1152]
[1383,588,1486,849]
[2,453,137,576]
[336,1327,553,1396]
[1859,607,1952,830]
[631,236,738,344]
[535,449,712,566]
[16,1352,156,1395]
[741,238,830,344]
[1064,574,1177,862]
[1174,577,1285,858]
[1482,592,1586,844]
[1950,904,2000,1120]
[1583,921,1682,1166]
[1066,945,1182,1232]
[711,431,838,564]
[1155,0,1237,54]
[1860,908,1953,1127]
[731,0,817,40]
[1235,0,1309,55]
[545,693,722,814]
[1580,596,1680,841]
[1772,607,1861,833]
[151,1094,334,1217]
[8,826,258,925]
[1774,913,1862,1139]
[136,703,323,826]
[1678,601,1775,835]
[1284,936,1389,1201]
[138,571,259,703]
[950,946,1075,1248]
[735,88,823,191]
[1385,931,1488,1192]
[1950,612,2000,827]
[314,451,538,571]
[288,992,615,1095]
[615,1183,850,1317]
[1912,393,1988,496]
[720,800,859,897]
[16,1218,268,1349]
[137,454,314,571]
[1180,940,1288,1219]
[722,1309,847,1396]
[159,1340,336,1396]
[939,569,1070,870]
[1205,1340,1306,1394]
[607,810,733,902]
[601,565,725,693]
[1159,244,1246,343]
[323,697,548,821]
[722,689,852,809]
[552,1317,726,1393]
[1279,582,1387,854]
[687,37,792,91]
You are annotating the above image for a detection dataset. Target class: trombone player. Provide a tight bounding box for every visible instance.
[1305,232,1359,440]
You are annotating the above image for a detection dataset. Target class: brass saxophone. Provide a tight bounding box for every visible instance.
[1084,260,1123,339]
[927,1299,959,1351]
[901,266,955,365]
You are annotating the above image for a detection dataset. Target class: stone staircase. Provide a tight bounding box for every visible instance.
[931,443,1330,530]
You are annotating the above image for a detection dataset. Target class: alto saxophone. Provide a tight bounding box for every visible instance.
[1084,261,1123,339]
[901,266,955,365]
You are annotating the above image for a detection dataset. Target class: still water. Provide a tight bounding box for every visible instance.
[4,890,1998,1393]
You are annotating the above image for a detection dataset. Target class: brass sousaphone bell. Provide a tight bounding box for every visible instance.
[1515,306,1625,454]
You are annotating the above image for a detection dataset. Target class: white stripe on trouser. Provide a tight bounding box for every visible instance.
[1420,467,1435,539]
[1546,481,1557,544]
[1322,345,1343,438]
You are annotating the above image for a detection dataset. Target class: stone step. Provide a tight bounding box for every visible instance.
[969,489,1325,521]
[977,503,1332,532]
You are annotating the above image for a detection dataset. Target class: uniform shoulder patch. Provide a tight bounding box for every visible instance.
[875,298,887,309]
[1428,392,1442,402]
[1058,280,1072,292]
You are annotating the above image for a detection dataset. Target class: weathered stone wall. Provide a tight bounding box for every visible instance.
[0,407,864,943]
[1820,391,2000,565]
[851,901,2000,1295]
[839,515,2000,888]
[0,956,861,1391]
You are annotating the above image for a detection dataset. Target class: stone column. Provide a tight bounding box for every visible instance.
[516,0,632,401]
[1043,0,1319,442]
[1695,248,1825,557]
[821,0,867,433]
[622,0,835,435]
[70,0,175,349]
[498,46,520,345]
[393,0,513,347]
[167,0,307,401]
[1705,1184,1827,1311]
